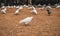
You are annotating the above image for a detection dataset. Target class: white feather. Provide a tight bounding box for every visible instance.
[19,16,33,24]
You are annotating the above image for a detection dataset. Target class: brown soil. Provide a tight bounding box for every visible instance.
[0,7,60,36]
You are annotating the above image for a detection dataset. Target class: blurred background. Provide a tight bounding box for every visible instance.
[0,0,60,6]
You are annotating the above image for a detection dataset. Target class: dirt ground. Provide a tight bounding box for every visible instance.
[0,7,60,36]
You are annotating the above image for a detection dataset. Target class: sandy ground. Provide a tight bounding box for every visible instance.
[0,7,60,36]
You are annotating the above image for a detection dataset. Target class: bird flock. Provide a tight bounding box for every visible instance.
[0,4,60,26]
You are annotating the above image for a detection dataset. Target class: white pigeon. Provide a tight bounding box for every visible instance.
[1,7,7,14]
[43,4,46,7]
[28,4,31,7]
[10,6,14,8]
[23,5,26,7]
[38,4,42,7]
[19,16,33,24]
[32,6,36,9]
[15,9,20,14]
[40,4,46,10]
[28,6,32,9]
[23,5,28,8]
[28,6,35,10]
[31,8,37,15]
[1,6,5,8]
[16,6,20,9]
[56,5,60,8]
[55,4,58,6]
[46,6,51,9]
[15,6,23,14]
[19,6,23,10]
[14,5,16,8]
[24,5,28,8]
[39,6,45,10]
[7,5,11,8]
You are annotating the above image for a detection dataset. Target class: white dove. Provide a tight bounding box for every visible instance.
[19,16,33,25]
[10,6,14,8]
[14,5,16,8]
[40,4,46,10]
[38,4,42,7]
[15,9,20,15]
[28,6,35,10]
[19,6,23,10]
[15,6,23,14]
[56,5,60,8]
[23,5,28,8]
[28,6,32,9]
[1,7,7,14]
[16,6,19,8]
[1,6,5,8]
[46,6,51,9]
[31,7,37,15]
[7,5,11,8]
[40,6,45,10]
